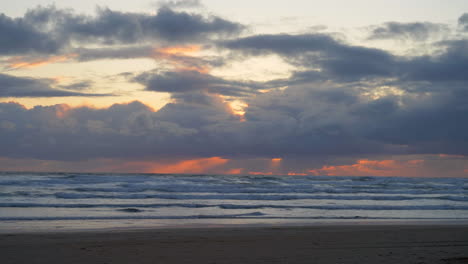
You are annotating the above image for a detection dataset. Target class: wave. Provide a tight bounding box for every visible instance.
[0,215,465,221]
[65,184,466,195]
[2,202,468,211]
[52,192,468,202]
[0,212,267,221]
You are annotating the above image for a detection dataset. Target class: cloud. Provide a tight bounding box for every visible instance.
[0,12,63,55]
[0,100,213,160]
[70,45,224,74]
[309,159,426,177]
[224,32,468,85]
[459,13,468,31]
[399,39,468,83]
[0,78,467,166]
[2,54,77,69]
[157,0,203,9]
[58,80,93,91]
[149,7,244,42]
[1,10,468,176]
[223,33,338,56]
[74,46,154,61]
[0,6,245,56]
[0,74,107,97]
[134,70,263,96]
[367,22,449,41]
[223,33,398,81]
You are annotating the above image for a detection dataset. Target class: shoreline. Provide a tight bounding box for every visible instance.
[2,224,468,264]
[2,218,468,234]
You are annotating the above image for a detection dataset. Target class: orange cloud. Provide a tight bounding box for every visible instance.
[226,168,243,175]
[148,157,228,174]
[6,54,78,69]
[96,157,229,174]
[309,159,426,177]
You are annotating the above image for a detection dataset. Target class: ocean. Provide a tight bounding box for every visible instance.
[1,172,468,232]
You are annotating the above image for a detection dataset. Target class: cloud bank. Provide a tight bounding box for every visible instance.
[0,5,244,56]
[1,6,468,176]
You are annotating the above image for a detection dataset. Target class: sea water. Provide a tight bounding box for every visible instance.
[1,172,467,232]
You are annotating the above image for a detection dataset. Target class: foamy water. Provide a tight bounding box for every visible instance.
[1,172,468,232]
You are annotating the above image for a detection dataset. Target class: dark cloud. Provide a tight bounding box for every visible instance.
[245,83,468,157]
[74,46,154,61]
[459,13,468,31]
[1,77,467,161]
[368,22,448,41]
[358,90,468,156]
[0,13,62,54]
[224,33,398,81]
[0,100,222,160]
[0,74,106,97]
[58,80,93,91]
[1,10,467,165]
[149,7,243,42]
[223,33,337,56]
[0,6,244,55]
[225,33,468,84]
[399,39,468,83]
[134,70,263,96]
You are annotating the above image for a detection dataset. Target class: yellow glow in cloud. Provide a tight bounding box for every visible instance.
[228,100,249,121]
[156,45,202,55]
[152,45,210,73]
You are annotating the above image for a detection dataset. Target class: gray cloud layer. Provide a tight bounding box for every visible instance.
[134,70,264,96]
[1,10,468,163]
[223,33,468,84]
[0,74,106,97]
[1,77,467,161]
[368,22,448,41]
[0,6,244,55]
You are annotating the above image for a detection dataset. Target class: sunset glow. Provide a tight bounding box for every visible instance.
[0,1,467,177]
[3,3,468,261]
[148,157,229,174]
[309,159,427,177]
[155,45,202,55]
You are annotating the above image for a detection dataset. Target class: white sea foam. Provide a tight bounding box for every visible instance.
[0,172,467,224]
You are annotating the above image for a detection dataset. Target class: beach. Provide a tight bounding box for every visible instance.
[2,224,468,264]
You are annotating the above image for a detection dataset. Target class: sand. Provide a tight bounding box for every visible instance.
[1,224,468,264]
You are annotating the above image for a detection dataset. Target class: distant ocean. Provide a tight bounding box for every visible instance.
[1,172,468,232]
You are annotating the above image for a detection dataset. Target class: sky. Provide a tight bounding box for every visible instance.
[1,0,468,177]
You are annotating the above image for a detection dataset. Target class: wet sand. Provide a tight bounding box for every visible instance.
[1,225,468,264]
